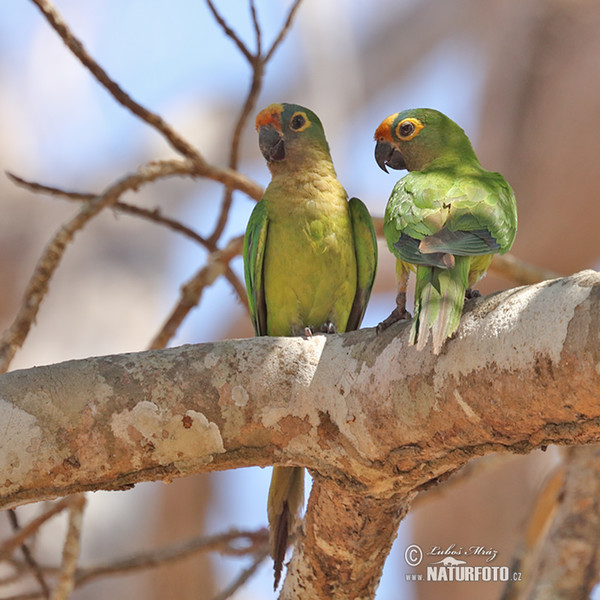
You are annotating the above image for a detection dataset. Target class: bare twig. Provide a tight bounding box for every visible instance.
[3,529,269,600]
[211,547,270,600]
[30,0,202,163]
[263,0,303,63]
[7,510,50,599]
[7,172,210,247]
[6,171,249,312]
[73,528,268,586]
[51,495,86,600]
[1,499,72,558]
[207,0,302,245]
[0,160,192,374]
[205,0,254,62]
[148,235,245,349]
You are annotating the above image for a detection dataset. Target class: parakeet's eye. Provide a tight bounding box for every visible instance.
[396,118,424,141]
[399,122,414,137]
[289,112,310,132]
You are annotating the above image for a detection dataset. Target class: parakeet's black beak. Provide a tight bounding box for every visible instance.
[375,139,406,172]
[259,124,285,162]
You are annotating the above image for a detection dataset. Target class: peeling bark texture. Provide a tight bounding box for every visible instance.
[0,271,599,597]
[281,476,414,600]
[525,446,600,600]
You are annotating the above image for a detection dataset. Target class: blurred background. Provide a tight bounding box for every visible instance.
[1,0,599,598]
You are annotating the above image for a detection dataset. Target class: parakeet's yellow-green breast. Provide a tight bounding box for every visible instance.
[243,102,377,587]
[374,108,517,354]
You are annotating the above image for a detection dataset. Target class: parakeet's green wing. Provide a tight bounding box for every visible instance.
[385,171,517,266]
[428,174,517,255]
[347,197,378,331]
[243,200,269,336]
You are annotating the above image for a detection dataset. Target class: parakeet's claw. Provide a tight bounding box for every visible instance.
[304,326,314,337]
[465,288,481,300]
[377,291,411,333]
[321,321,337,334]
[377,306,412,333]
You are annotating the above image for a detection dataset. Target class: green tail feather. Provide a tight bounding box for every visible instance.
[267,465,304,589]
[410,257,470,354]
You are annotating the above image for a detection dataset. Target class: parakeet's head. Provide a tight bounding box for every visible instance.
[256,103,330,169]
[374,108,476,173]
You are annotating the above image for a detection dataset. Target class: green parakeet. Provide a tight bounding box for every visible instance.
[374,108,517,354]
[244,102,377,587]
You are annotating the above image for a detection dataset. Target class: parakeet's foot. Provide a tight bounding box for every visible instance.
[377,306,412,333]
[465,288,481,300]
[321,321,337,334]
[377,291,411,333]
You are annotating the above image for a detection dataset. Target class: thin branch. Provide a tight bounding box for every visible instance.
[207,2,264,245]
[51,495,86,600]
[0,160,193,374]
[7,172,210,248]
[6,171,249,313]
[204,0,254,63]
[72,528,267,588]
[30,0,202,163]
[148,235,245,349]
[1,499,72,558]
[264,0,303,63]
[211,547,270,600]
[3,529,269,600]
[6,161,264,204]
[250,0,262,57]
[7,510,50,600]
[207,0,302,245]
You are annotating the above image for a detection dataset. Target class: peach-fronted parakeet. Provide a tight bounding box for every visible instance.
[374,108,517,354]
[244,102,377,587]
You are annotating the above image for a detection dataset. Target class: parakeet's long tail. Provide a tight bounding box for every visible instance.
[410,256,470,354]
[268,465,304,589]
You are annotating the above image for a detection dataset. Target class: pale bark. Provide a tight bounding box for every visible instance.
[523,446,600,600]
[1,270,599,598]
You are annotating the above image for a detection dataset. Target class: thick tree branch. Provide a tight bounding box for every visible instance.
[281,478,414,599]
[1,270,598,508]
[1,270,599,597]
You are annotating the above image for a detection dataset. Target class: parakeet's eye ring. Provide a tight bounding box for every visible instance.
[289,112,310,132]
[396,118,424,141]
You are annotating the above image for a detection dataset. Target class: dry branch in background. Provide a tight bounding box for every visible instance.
[51,494,85,600]
[2,528,269,600]
[0,160,197,375]
[1,270,599,598]
[148,235,245,349]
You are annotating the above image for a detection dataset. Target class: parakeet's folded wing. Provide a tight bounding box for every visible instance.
[243,200,269,336]
[385,171,517,263]
[443,174,517,254]
[347,197,378,331]
[418,228,500,255]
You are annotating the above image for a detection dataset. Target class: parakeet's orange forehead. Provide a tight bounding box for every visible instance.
[256,103,283,131]
[374,114,396,141]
